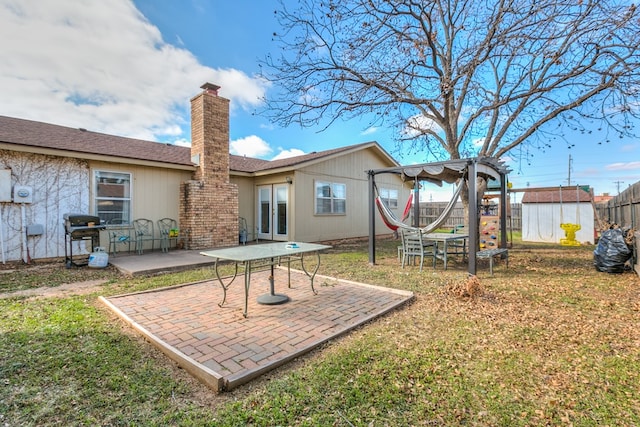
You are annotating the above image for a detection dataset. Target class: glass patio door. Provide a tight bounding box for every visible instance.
[257,184,289,241]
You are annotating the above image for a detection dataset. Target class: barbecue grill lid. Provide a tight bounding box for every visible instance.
[63,213,101,226]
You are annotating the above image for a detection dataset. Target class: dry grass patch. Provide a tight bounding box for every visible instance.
[1,237,639,426]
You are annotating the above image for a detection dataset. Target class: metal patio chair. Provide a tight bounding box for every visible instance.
[107,218,132,256]
[157,217,182,252]
[133,218,156,254]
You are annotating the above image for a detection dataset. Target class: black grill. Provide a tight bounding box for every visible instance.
[63,213,106,267]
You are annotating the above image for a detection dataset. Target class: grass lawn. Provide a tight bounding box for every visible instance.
[1,236,639,426]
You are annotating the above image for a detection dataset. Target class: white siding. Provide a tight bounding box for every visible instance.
[0,151,192,262]
[0,150,89,261]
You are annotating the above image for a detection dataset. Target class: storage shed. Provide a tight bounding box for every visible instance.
[521,186,595,245]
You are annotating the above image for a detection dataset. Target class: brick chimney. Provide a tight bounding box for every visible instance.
[179,83,238,249]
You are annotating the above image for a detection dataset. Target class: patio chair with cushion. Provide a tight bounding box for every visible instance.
[107,218,132,256]
[157,217,183,252]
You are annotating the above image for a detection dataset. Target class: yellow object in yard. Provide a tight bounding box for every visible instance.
[560,223,581,246]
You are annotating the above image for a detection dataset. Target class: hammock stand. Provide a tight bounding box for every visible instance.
[374,187,415,232]
[368,157,510,276]
[374,180,464,234]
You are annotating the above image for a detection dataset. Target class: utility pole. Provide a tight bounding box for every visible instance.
[614,180,625,194]
[567,154,572,186]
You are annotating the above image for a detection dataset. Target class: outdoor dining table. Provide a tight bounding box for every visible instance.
[422,232,469,270]
[200,242,332,317]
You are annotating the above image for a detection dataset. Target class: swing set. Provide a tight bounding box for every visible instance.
[559,185,581,246]
[513,184,594,245]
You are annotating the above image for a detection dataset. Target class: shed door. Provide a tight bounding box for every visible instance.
[257,184,289,241]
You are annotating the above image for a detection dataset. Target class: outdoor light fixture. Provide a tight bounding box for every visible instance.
[286,176,293,184]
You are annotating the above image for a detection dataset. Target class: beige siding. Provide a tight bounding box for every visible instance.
[229,145,408,244]
[231,176,256,240]
[90,161,191,222]
[90,161,192,246]
[292,148,410,242]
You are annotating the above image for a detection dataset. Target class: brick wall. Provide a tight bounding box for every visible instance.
[179,83,239,249]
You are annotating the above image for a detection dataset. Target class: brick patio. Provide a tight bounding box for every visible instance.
[100,267,414,392]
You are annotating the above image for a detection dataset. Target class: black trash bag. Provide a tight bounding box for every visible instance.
[594,228,632,273]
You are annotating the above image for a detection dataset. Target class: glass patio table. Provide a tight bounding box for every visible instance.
[200,242,332,317]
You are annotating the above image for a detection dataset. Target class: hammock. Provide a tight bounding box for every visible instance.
[375,181,464,234]
[402,190,414,221]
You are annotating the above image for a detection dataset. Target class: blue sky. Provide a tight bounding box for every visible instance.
[1,0,638,201]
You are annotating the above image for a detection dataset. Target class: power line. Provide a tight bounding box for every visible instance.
[614,180,625,194]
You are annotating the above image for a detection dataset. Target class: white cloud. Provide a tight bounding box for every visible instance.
[0,0,269,142]
[402,114,440,138]
[230,135,272,157]
[360,126,379,136]
[272,148,305,160]
[173,138,191,147]
[472,137,485,147]
[606,161,640,171]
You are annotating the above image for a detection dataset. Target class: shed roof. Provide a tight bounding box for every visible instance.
[521,187,593,203]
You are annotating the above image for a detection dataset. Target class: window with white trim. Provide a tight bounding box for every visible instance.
[379,188,399,209]
[94,170,132,224]
[315,181,346,214]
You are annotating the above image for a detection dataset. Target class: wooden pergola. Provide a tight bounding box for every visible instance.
[367,157,511,275]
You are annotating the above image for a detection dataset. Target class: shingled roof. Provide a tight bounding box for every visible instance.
[0,115,393,174]
[0,115,193,167]
[229,142,389,173]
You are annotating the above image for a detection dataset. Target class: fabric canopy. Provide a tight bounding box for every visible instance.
[369,157,509,185]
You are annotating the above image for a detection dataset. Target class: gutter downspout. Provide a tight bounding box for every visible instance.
[21,203,29,263]
[0,204,5,264]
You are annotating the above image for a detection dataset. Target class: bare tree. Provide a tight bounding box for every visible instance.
[262,0,640,170]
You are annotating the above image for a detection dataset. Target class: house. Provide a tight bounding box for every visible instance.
[593,193,614,204]
[521,186,596,244]
[230,143,408,243]
[0,83,408,263]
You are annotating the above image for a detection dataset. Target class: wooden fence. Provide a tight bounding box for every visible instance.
[595,181,640,229]
[414,202,522,231]
[594,181,640,276]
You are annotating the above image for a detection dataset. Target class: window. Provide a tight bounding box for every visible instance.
[379,188,399,209]
[94,170,132,224]
[315,181,346,214]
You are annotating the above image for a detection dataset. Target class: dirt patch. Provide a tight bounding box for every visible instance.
[0,258,122,299]
[0,279,110,299]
